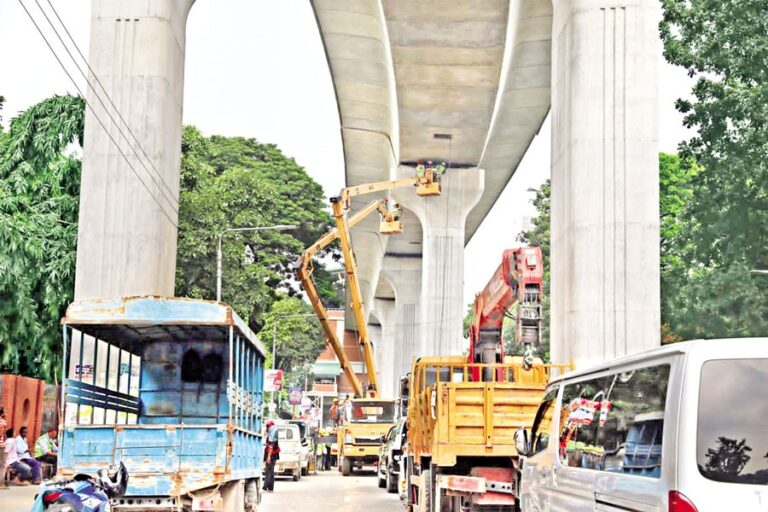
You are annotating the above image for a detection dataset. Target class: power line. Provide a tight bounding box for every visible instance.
[16,0,179,228]
[33,0,179,214]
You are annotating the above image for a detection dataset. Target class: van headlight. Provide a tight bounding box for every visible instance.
[345,433,355,444]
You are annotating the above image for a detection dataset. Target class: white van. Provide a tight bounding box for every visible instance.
[274,423,303,481]
[516,338,768,512]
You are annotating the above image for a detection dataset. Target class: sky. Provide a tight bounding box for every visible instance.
[0,0,694,307]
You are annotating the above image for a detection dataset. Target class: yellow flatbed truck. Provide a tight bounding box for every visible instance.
[403,356,569,512]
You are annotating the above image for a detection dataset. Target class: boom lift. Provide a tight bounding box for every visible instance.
[297,168,442,476]
[297,168,442,397]
[402,247,568,512]
[468,246,544,375]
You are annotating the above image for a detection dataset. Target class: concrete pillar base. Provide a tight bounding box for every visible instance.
[550,0,661,366]
[395,167,484,358]
[75,0,195,299]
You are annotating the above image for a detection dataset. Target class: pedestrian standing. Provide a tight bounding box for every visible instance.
[15,427,41,483]
[0,408,7,490]
[329,399,339,428]
[262,420,280,493]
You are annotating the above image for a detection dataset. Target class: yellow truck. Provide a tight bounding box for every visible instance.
[402,356,569,512]
[337,398,397,476]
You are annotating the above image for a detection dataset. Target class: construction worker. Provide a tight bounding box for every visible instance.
[329,399,340,428]
[263,420,279,493]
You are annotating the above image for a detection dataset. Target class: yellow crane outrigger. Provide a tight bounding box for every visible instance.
[297,169,442,397]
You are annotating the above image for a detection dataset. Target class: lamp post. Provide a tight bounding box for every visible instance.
[215,224,297,302]
[270,313,317,418]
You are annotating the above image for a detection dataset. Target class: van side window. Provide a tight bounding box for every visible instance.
[558,364,670,478]
[530,387,559,455]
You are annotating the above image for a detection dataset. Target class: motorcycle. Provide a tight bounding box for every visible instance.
[31,462,128,512]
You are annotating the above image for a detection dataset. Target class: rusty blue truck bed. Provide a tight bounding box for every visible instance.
[59,296,265,510]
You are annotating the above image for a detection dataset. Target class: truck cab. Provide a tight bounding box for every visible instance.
[338,398,396,476]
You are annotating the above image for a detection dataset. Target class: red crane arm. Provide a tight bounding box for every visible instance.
[468,247,544,368]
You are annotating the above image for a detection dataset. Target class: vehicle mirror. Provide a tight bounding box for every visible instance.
[515,427,530,456]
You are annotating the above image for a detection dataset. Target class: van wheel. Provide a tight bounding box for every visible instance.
[341,457,352,476]
[386,470,397,493]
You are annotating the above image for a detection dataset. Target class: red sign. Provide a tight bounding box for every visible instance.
[264,370,283,392]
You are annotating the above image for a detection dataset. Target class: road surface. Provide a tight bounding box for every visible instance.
[262,469,401,512]
[2,485,38,512]
[1,470,401,512]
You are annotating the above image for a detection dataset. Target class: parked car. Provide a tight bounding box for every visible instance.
[377,418,406,493]
[516,338,768,512]
[274,424,303,482]
[286,419,315,476]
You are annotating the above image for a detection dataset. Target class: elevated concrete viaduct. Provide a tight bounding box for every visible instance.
[76,0,661,398]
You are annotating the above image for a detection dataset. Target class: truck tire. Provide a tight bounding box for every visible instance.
[386,470,397,493]
[341,457,352,476]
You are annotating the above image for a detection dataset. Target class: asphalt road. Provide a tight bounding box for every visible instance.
[0,470,401,512]
[1,484,39,512]
[262,469,401,512]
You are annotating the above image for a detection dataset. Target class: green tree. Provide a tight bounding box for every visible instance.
[658,153,699,342]
[261,295,325,388]
[660,1,768,338]
[175,126,339,330]
[0,95,84,381]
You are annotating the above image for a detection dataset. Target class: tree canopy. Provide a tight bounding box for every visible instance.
[175,126,340,332]
[660,0,768,339]
[260,294,325,388]
[0,95,84,380]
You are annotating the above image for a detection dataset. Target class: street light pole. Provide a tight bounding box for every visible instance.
[215,224,297,302]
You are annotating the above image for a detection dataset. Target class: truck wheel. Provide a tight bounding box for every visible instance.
[386,470,397,493]
[341,457,352,476]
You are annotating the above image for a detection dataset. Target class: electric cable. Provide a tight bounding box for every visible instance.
[34,0,179,214]
[16,0,178,227]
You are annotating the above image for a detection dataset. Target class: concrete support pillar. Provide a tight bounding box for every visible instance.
[550,0,661,366]
[395,167,484,357]
[382,256,422,381]
[372,298,396,397]
[74,0,195,299]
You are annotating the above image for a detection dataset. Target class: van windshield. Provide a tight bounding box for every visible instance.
[698,359,768,485]
[348,401,396,424]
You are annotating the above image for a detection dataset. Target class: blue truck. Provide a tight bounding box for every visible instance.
[58,296,266,511]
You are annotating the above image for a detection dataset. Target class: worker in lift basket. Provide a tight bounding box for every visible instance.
[263,420,280,493]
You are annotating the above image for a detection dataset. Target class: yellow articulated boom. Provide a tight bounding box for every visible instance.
[297,168,443,397]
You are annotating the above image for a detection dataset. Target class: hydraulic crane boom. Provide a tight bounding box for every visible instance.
[298,169,442,397]
[468,247,543,375]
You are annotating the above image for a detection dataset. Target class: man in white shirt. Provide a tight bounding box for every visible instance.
[4,428,32,485]
[15,427,41,483]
